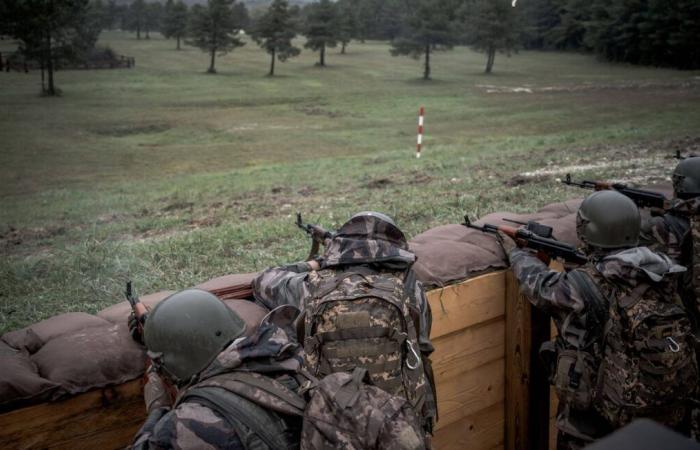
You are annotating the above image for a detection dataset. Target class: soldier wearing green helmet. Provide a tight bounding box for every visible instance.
[646,157,700,338]
[130,289,307,450]
[501,191,698,449]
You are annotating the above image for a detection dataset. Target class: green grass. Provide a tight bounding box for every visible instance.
[1,31,700,333]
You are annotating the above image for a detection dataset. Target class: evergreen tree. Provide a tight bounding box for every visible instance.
[144,1,162,39]
[232,2,251,31]
[463,0,520,74]
[390,0,457,80]
[336,0,356,54]
[127,0,146,39]
[187,0,245,73]
[302,0,337,66]
[251,0,300,76]
[162,0,188,49]
[3,0,96,95]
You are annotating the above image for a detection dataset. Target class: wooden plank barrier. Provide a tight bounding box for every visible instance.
[0,270,549,450]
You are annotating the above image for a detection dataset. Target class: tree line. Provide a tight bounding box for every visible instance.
[2,0,698,97]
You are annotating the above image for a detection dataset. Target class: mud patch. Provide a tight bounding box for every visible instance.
[162,201,194,212]
[505,174,551,187]
[297,105,343,118]
[1,225,66,248]
[477,80,700,95]
[366,178,393,189]
[92,124,171,137]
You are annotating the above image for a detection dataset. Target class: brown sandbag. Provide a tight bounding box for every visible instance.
[196,272,258,300]
[0,341,61,412]
[410,225,508,288]
[2,313,111,354]
[222,299,268,337]
[97,290,175,324]
[31,324,146,397]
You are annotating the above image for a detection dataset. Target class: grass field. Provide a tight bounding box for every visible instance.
[1,31,700,332]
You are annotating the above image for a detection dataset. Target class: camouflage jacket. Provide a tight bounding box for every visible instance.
[509,246,687,441]
[131,317,304,450]
[253,216,434,355]
[644,197,700,332]
[509,246,686,352]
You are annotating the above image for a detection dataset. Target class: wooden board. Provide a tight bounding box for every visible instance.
[433,402,504,450]
[0,379,145,450]
[427,271,506,339]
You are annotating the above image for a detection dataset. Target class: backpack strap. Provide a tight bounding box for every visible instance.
[566,270,610,352]
[179,385,298,450]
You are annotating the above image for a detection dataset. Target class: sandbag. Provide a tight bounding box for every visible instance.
[2,313,111,354]
[196,272,258,300]
[31,324,146,397]
[0,341,61,412]
[97,290,175,324]
[410,225,508,288]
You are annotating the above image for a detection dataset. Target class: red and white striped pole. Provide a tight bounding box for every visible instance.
[416,106,425,159]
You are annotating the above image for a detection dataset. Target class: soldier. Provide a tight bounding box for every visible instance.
[253,211,437,444]
[644,156,700,338]
[501,191,699,449]
[130,289,306,450]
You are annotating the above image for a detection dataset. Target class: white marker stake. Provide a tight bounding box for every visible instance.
[417,106,425,159]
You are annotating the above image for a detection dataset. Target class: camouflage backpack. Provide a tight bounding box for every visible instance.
[581,270,699,428]
[301,368,425,450]
[177,372,306,450]
[301,265,428,423]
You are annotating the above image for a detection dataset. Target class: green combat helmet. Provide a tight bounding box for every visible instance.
[144,289,247,385]
[672,156,700,199]
[350,211,398,228]
[576,190,641,249]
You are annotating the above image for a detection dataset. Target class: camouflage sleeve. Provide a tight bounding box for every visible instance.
[132,402,244,450]
[252,262,313,310]
[645,215,683,262]
[508,248,587,322]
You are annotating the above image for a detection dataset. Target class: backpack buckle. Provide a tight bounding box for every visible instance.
[406,340,421,370]
[667,337,681,353]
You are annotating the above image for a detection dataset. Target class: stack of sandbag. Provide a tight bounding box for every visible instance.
[0,273,260,413]
[409,199,582,288]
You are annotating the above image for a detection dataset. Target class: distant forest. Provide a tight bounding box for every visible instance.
[2,0,699,95]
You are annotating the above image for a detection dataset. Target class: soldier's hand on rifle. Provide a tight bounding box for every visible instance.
[309,224,332,246]
[128,311,145,345]
[497,231,517,255]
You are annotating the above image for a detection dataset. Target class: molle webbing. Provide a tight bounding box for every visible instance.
[179,386,298,450]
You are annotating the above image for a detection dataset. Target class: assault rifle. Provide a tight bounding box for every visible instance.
[562,173,671,211]
[296,213,333,260]
[126,281,148,332]
[463,216,588,265]
[674,150,697,160]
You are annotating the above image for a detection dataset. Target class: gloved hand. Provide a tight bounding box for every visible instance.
[128,312,144,345]
[498,231,517,255]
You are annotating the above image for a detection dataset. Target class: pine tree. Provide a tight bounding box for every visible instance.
[162,0,188,49]
[3,0,95,95]
[390,0,457,80]
[127,0,146,39]
[302,0,338,66]
[463,0,520,74]
[144,1,162,39]
[187,0,245,74]
[336,0,356,54]
[251,0,300,76]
